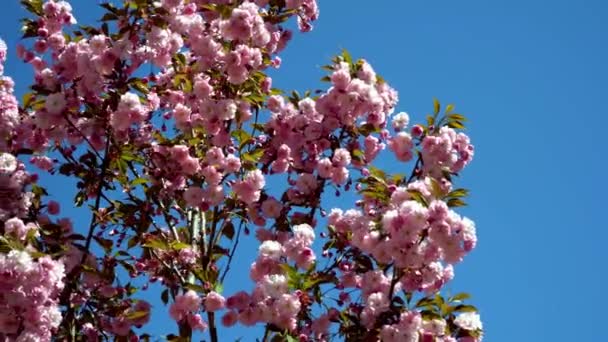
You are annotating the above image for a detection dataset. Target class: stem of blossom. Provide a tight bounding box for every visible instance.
[406,154,423,184]
[83,137,111,253]
[207,311,218,342]
[124,160,181,240]
[201,206,220,342]
[178,321,192,341]
[150,249,187,285]
[61,113,103,160]
[156,187,180,241]
[262,325,270,342]
[220,221,243,283]
[187,207,205,284]
[205,206,220,268]
[388,267,400,303]
[58,136,111,336]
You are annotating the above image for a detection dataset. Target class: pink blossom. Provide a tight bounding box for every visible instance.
[222,311,238,327]
[261,197,283,218]
[47,200,60,215]
[388,132,414,161]
[187,313,208,331]
[183,186,204,207]
[170,290,202,322]
[204,291,226,312]
[392,111,410,130]
[45,92,66,114]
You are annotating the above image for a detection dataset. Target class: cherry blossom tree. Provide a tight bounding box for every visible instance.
[0,0,483,341]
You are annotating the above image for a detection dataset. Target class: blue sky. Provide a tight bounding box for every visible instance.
[2,0,608,341]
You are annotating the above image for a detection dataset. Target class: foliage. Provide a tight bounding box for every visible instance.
[0,0,482,341]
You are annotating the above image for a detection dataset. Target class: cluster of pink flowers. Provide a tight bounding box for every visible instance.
[0,0,485,340]
[110,92,149,133]
[148,144,201,197]
[220,282,302,332]
[3,217,37,242]
[0,250,65,341]
[166,283,229,332]
[0,153,34,221]
[262,59,397,181]
[255,223,317,271]
[131,233,202,286]
[421,126,475,177]
[232,169,266,204]
[97,300,152,337]
[317,147,351,185]
[218,223,317,332]
[9,0,319,155]
[379,311,450,342]
[153,139,246,207]
[388,131,415,162]
[169,290,208,331]
[329,177,477,298]
[0,41,18,152]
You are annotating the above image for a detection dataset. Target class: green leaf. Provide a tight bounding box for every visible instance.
[429,177,444,197]
[100,12,119,21]
[231,129,252,149]
[130,177,148,187]
[445,104,455,113]
[222,222,235,240]
[358,123,380,136]
[125,310,149,320]
[22,92,35,109]
[351,149,365,162]
[20,0,43,16]
[20,19,39,39]
[175,52,187,67]
[130,78,149,94]
[408,190,429,207]
[453,304,477,313]
[360,189,388,201]
[127,236,139,249]
[447,188,469,198]
[161,289,169,305]
[447,198,467,207]
[100,2,120,14]
[433,98,441,115]
[285,335,298,342]
[367,165,387,180]
[94,236,113,253]
[447,120,465,129]
[173,74,192,92]
[242,148,264,163]
[416,296,437,309]
[426,114,435,127]
[142,238,169,250]
[449,292,471,303]
[447,113,467,122]
[341,48,353,65]
[184,283,204,292]
[434,293,445,307]
[170,242,191,250]
[421,310,442,320]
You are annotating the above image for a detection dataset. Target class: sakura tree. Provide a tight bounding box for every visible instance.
[0,0,483,341]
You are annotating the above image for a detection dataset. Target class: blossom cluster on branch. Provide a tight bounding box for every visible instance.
[0,0,483,341]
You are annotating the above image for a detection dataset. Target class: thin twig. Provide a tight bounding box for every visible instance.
[220,221,243,283]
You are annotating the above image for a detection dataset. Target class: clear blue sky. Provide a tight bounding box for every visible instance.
[2,1,608,341]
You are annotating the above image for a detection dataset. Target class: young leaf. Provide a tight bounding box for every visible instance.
[433,98,441,115]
